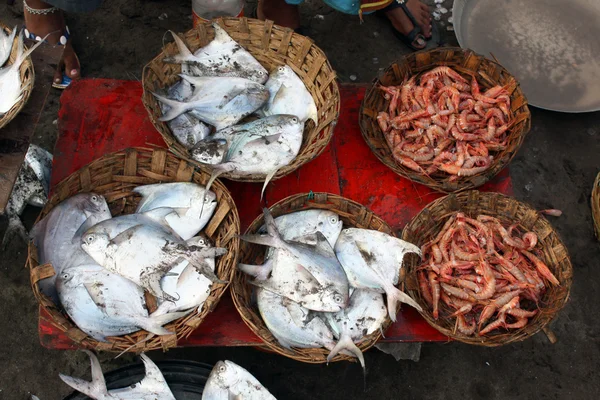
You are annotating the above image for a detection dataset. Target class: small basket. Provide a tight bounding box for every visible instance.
[26,147,240,353]
[359,47,531,193]
[142,17,340,182]
[231,192,399,363]
[0,23,34,130]
[592,172,600,240]
[401,190,572,346]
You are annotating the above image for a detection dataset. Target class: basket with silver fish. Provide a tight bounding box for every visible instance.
[26,147,240,353]
[231,192,422,370]
[142,17,340,198]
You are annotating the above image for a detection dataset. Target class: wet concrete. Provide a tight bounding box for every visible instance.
[0,0,599,398]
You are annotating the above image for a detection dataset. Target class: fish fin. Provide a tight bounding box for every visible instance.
[152,92,189,121]
[326,334,365,375]
[307,100,319,125]
[82,282,109,314]
[132,183,158,198]
[395,239,422,259]
[260,168,277,201]
[385,285,422,322]
[13,31,49,70]
[59,350,108,398]
[238,233,283,249]
[177,246,228,283]
[238,258,274,281]
[211,21,233,43]
[177,263,201,288]
[163,31,195,63]
[1,215,28,250]
[109,224,145,246]
[138,353,171,390]
[311,231,336,257]
[141,270,179,303]
[138,310,189,336]
[142,207,177,223]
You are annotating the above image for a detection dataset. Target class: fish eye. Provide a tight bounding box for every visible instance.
[258,71,264,75]
[91,195,98,202]
[86,236,94,243]
[198,239,205,245]
[333,294,343,304]
[292,117,298,123]
[218,365,226,373]
[278,66,285,72]
[329,217,338,224]
[62,273,69,279]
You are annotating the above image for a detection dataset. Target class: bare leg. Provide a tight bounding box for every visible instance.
[257,0,301,30]
[23,0,80,85]
[386,0,432,39]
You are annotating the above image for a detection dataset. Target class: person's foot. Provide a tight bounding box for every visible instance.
[23,0,80,87]
[385,0,432,49]
[257,0,301,30]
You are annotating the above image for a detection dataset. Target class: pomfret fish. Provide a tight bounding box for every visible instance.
[0,26,17,68]
[164,24,268,84]
[56,264,187,341]
[153,75,269,130]
[240,208,349,311]
[257,288,337,350]
[202,360,276,400]
[1,144,52,249]
[322,289,388,374]
[133,182,217,240]
[241,210,343,280]
[153,235,215,316]
[60,351,176,400]
[260,65,318,124]
[196,115,303,199]
[160,79,211,149]
[82,221,227,301]
[30,193,112,303]
[0,31,47,114]
[334,228,422,321]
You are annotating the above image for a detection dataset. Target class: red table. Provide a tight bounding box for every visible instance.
[40,79,513,349]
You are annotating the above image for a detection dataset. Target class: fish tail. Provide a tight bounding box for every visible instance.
[386,285,423,322]
[327,334,365,376]
[1,216,27,250]
[211,21,231,42]
[239,208,285,249]
[59,350,109,398]
[163,31,194,63]
[139,310,189,336]
[238,257,274,281]
[180,246,228,284]
[152,92,188,121]
[308,102,319,125]
[260,169,279,201]
[15,30,49,68]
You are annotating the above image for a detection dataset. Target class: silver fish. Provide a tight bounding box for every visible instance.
[153,75,269,130]
[202,360,276,400]
[60,351,176,400]
[0,31,47,114]
[257,288,337,350]
[0,26,17,68]
[322,289,388,374]
[164,25,268,84]
[160,79,211,149]
[82,218,227,301]
[133,182,217,240]
[334,228,422,321]
[189,137,228,165]
[241,210,343,280]
[259,65,318,124]
[30,193,111,304]
[56,264,186,341]
[153,235,215,316]
[197,115,303,199]
[1,144,52,249]
[240,208,349,312]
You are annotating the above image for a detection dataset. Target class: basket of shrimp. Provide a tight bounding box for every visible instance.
[142,17,340,197]
[231,192,423,369]
[401,190,572,346]
[25,147,240,353]
[359,47,532,193]
[0,23,38,129]
[592,171,600,241]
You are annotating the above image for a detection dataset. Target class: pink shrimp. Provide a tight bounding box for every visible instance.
[522,232,538,250]
[539,209,562,217]
[478,290,521,328]
[479,313,506,335]
[469,259,496,300]
[457,314,477,335]
[450,127,480,141]
[507,308,538,318]
[431,114,448,128]
[442,277,481,293]
[438,163,491,176]
[492,251,527,282]
[505,317,528,329]
[484,108,506,124]
[418,271,434,307]
[432,243,443,263]
[377,112,390,133]
[422,66,468,84]
[429,271,441,320]
[521,250,560,286]
[391,108,430,125]
[458,110,479,132]
[483,85,508,98]
[396,155,428,174]
[440,283,475,301]
[459,99,475,112]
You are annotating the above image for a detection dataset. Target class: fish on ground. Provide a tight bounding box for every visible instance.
[202,360,276,400]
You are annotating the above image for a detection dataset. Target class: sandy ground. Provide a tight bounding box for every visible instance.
[1,0,599,399]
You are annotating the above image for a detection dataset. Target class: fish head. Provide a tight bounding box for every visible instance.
[209,360,241,390]
[316,211,344,246]
[250,68,269,84]
[80,232,110,264]
[245,85,271,107]
[190,139,227,165]
[320,286,349,312]
[186,233,212,248]
[75,193,111,220]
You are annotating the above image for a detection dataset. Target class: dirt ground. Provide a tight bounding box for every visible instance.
[1,0,599,399]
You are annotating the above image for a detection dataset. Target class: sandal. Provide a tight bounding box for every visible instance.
[378,1,441,51]
[23,25,77,89]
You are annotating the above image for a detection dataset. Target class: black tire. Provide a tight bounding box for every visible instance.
[63,360,213,399]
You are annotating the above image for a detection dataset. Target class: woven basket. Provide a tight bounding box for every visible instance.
[401,190,572,346]
[0,23,34,129]
[359,47,531,193]
[141,17,340,182]
[592,172,600,241]
[232,192,401,363]
[26,147,240,353]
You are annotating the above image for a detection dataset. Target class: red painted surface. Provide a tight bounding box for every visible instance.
[41,79,513,349]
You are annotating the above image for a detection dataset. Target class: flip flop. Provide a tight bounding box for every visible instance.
[377,1,437,51]
[23,25,77,90]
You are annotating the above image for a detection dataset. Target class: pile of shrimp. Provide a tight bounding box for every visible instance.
[416,212,560,337]
[376,66,512,179]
